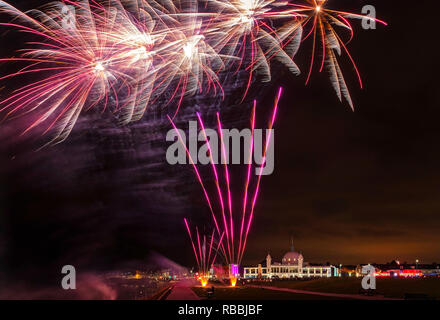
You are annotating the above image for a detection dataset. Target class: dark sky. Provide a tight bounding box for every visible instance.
[253,0,440,265]
[0,0,439,292]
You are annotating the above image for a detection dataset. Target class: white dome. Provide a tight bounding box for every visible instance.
[282,251,303,265]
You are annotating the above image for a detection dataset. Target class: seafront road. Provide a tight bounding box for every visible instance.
[166,279,201,300]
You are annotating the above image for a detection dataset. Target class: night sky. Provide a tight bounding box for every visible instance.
[0,0,439,292]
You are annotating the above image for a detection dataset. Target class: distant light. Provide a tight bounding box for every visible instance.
[315,6,321,12]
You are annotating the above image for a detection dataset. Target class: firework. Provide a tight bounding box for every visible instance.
[0,0,151,144]
[184,218,224,287]
[283,0,388,109]
[205,0,302,99]
[0,0,386,143]
[169,87,282,285]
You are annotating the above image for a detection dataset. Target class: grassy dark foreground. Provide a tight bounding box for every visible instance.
[252,277,440,300]
[192,286,343,300]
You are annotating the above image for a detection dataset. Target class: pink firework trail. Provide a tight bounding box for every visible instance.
[184,218,224,285]
[170,87,282,268]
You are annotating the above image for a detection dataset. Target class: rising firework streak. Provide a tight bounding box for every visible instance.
[169,87,282,285]
[183,218,224,287]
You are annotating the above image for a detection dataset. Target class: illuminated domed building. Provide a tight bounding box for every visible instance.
[282,248,303,266]
[243,239,337,279]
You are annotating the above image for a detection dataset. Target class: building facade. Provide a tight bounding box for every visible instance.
[243,242,337,279]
